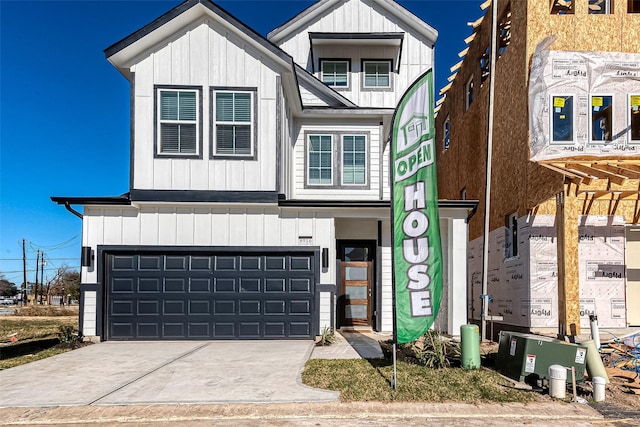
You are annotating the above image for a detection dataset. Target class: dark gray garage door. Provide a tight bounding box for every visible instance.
[105,251,316,340]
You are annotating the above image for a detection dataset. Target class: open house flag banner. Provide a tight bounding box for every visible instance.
[391,68,442,344]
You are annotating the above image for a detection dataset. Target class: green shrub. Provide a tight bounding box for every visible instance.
[317,326,336,346]
[412,330,451,369]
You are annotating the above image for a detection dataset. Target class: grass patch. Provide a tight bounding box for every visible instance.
[0,317,78,341]
[0,347,73,370]
[302,359,542,403]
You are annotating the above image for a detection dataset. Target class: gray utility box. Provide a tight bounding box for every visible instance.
[496,331,588,386]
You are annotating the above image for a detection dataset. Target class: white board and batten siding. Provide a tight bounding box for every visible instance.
[131,18,283,192]
[292,120,383,200]
[273,0,434,109]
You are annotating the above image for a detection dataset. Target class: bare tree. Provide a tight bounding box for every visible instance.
[47,266,80,305]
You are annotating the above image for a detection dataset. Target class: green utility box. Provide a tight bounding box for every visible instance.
[496,331,588,386]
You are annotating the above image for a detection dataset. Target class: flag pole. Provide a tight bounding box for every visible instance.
[390,130,399,391]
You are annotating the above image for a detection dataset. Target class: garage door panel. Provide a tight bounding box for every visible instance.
[107,252,315,340]
[112,256,136,270]
[214,278,236,292]
[164,278,186,292]
[138,323,159,338]
[265,279,286,292]
[214,300,235,314]
[190,256,212,270]
[138,300,160,315]
[240,257,261,270]
[165,256,188,270]
[189,322,210,337]
[214,323,235,337]
[266,256,286,270]
[291,257,312,271]
[139,256,161,270]
[163,323,185,337]
[139,278,161,292]
[189,300,211,315]
[215,256,237,270]
[112,300,134,315]
[190,278,212,292]
[112,278,134,293]
[163,300,186,315]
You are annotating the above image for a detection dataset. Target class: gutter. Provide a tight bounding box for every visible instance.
[466,203,478,224]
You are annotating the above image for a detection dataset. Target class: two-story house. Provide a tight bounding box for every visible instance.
[435,0,640,339]
[53,0,477,341]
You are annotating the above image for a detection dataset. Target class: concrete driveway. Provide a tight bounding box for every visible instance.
[0,341,338,407]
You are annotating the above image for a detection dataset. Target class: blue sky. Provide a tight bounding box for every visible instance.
[0,0,482,285]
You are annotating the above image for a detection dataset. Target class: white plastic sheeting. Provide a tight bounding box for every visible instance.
[529,40,640,161]
[466,214,629,328]
[578,215,626,328]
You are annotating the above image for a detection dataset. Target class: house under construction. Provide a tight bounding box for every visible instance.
[435,0,640,338]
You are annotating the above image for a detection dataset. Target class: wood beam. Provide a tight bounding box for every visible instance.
[464,33,476,44]
[556,189,581,337]
[565,163,627,185]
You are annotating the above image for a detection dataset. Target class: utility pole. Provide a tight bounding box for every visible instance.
[22,239,27,306]
[34,250,40,305]
[40,253,45,304]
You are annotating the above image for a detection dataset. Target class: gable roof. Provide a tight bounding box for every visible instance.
[105,0,294,76]
[267,0,437,46]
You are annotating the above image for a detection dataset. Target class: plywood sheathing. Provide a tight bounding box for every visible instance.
[556,184,581,336]
[527,0,640,61]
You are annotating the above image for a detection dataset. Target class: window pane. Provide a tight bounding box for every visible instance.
[344,285,367,299]
[160,91,178,120]
[552,95,573,142]
[308,135,332,185]
[216,93,234,121]
[342,135,366,185]
[178,92,196,120]
[364,62,390,87]
[631,95,640,141]
[322,61,348,87]
[160,123,179,152]
[161,123,196,153]
[234,125,251,154]
[234,93,251,122]
[216,125,250,155]
[591,96,612,142]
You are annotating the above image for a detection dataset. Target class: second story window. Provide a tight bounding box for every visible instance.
[342,135,367,185]
[550,0,573,14]
[465,77,474,110]
[321,60,349,88]
[443,116,451,150]
[363,60,391,88]
[214,90,254,157]
[308,135,333,185]
[157,88,199,155]
[630,95,640,143]
[590,95,613,142]
[629,0,640,13]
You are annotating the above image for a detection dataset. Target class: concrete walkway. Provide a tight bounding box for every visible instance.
[0,341,338,407]
[310,330,387,359]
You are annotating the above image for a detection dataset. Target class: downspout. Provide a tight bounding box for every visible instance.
[64,202,83,219]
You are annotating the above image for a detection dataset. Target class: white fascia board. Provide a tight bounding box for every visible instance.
[299,108,395,119]
[268,0,340,44]
[108,4,292,75]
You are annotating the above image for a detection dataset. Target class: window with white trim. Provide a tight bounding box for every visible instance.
[342,135,367,185]
[551,95,574,143]
[321,60,349,88]
[363,61,391,88]
[590,95,613,143]
[308,135,333,185]
[589,0,612,14]
[630,94,640,143]
[158,89,198,154]
[215,90,253,156]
